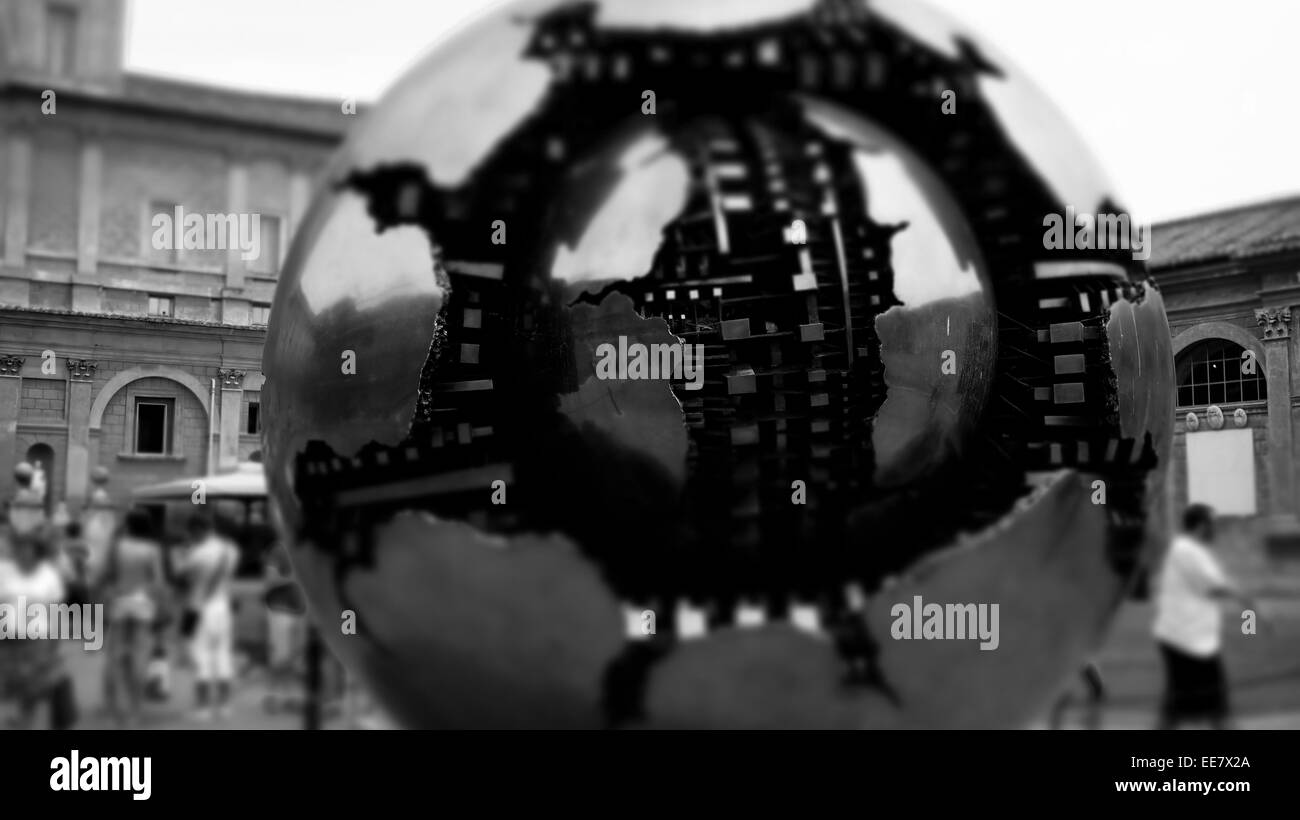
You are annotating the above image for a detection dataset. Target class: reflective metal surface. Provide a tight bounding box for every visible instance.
[263,0,1174,728]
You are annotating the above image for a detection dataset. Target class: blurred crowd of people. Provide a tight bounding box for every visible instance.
[0,509,308,729]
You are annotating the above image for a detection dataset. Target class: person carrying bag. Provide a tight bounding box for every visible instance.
[180,546,230,640]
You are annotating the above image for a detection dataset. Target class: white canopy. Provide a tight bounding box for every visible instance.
[131,462,267,501]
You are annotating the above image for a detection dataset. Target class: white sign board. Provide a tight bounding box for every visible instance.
[1185,427,1256,516]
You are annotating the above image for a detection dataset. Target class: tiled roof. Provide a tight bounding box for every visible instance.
[120,72,354,137]
[1150,196,1300,270]
[0,69,356,138]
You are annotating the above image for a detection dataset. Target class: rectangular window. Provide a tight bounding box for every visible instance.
[250,304,271,326]
[251,215,282,275]
[148,201,179,265]
[134,398,174,455]
[247,401,261,435]
[148,295,173,317]
[46,5,77,78]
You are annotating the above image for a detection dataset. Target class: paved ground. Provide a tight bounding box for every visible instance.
[29,593,1296,731]
[4,638,393,730]
[1047,519,1300,730]
[8,519,1298,730]
[1036,710,1300,730]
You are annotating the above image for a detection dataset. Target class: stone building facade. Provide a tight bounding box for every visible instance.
[0,0,347,509]
[1149,196,1300,540]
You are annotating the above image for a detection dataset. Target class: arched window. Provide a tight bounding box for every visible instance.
[1176,339,1266,408]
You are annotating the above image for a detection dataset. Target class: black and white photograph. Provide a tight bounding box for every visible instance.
[0,0,1296,805]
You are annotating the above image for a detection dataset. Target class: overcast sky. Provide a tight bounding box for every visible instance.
[126,0,1300,222]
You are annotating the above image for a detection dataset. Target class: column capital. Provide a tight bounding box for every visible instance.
[1256,306,1291,340]
[218,368,247,389]
[0,355,24,376]
[66,358,98,380]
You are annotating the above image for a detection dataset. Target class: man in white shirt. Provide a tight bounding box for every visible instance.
[1153,504,1250,729]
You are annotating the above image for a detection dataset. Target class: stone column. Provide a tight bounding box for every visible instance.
[73,139,104,313]
[64,358,97,507]
[225,161,249,291]
[3,133,31,269]
[0,355,23,503]
[222,160,251,326]
[1256,307,1295,519]
[289,168,313,241]
[77,140,102,275]
[217,368,245,471]
[1,133,32,307]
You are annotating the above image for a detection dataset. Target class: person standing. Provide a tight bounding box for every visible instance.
[179,513,239,723]
[1152,504,1253,729]
[262,541,306,715]
[0,528,72,728]
[102,510,165,728]
[56,521,90,604]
